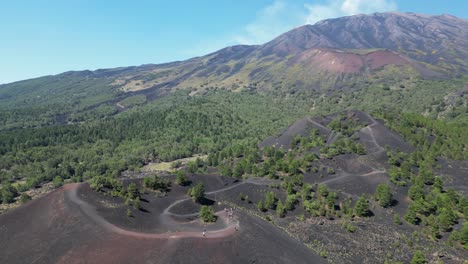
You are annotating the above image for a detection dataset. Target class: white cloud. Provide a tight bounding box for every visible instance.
[233,0,397,45]
[305,0,397,24]
[187,0,398,56]
[232,0,306,45]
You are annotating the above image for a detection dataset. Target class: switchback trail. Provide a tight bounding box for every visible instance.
[66,177,273,239]
[163,177,274,217]
[66,183,238,239]
[318,114,388,186]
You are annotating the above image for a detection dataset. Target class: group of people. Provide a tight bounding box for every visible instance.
[202,207,239,237]
[226,207,239,231]
[225,207,234,220]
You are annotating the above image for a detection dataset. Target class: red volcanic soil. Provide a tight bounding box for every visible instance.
[0,181,325,264]
[364,50,409,70]
[295,49,365,73]
[292,48,411,74]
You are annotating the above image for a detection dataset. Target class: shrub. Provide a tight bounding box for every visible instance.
[144,175,170,192]
[404,204,420,225]
[199,205,216,222]
[318,185,330,198]
[89,176,122,193]
[257,199,266,212]
[354,195,371,217]
[374,183,393,207]
[126,182,140,199]
[1,184,18,204]
[303,199,320,216]
[189,183,205,203]
[343,222,357,233]
[285,194,298,211]
[393,214,402,225]
[20,193,31,204]
[319,250,328,258]
[408,184,425,201]
[410,250,426,264]
[175,170,188,186]
[133,197,141,210]
[264,191,277,209]
[53,176,64,188]
[276,200,286,218]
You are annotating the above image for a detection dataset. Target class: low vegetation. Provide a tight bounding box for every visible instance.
[199,205,215,222]
[189,183,205,203]
[143,175,170,193]
[0,79,466,261]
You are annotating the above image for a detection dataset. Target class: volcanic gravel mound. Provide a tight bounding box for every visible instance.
[0,182,324,264]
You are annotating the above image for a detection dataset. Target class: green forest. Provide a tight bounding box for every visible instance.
[0,90,309,200]
[0,79,466,250]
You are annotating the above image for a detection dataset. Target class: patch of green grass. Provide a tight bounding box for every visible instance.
[143,155,207,172]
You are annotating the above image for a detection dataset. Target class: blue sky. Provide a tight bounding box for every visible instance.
[0,0,466,84]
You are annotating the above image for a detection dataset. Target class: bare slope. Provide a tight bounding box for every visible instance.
[0,181,324,264]
[108,12,466,93]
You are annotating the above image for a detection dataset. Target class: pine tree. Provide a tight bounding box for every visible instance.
[393,213,402,225]
[190,183,205,203]
[404,204,419,225]
[133,197,141,210]
[175,170,188,186]
[354,195,370,217]
[410,250,426,264]
[264,191,276,209]
[199,205,215,222]
[276,200,286,218]
[257,200,265,212]
[374,183,393,207]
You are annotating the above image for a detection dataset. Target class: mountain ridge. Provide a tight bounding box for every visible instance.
[0,12,467,129]
[2,12,467,86]
[104,12,468,94]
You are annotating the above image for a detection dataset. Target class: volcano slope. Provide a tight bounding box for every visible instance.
[1,12,467,132]
[252,110,467,263]
[0,110,466,264]
[0,176,325,264]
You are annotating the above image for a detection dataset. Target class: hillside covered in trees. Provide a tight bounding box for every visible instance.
[0,11,467,264]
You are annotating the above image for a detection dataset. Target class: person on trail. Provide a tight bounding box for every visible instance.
[203,229,206,237]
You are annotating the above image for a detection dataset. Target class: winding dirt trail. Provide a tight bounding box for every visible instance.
[164,177,273,217]
[319,169,387,185]
[363,126,385,153]
[305,117,338,144]
[318,113,388,186]
[65,177,274,240]
[66,183,239,239]
[358,113,388,169]
[306,117,330,131]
